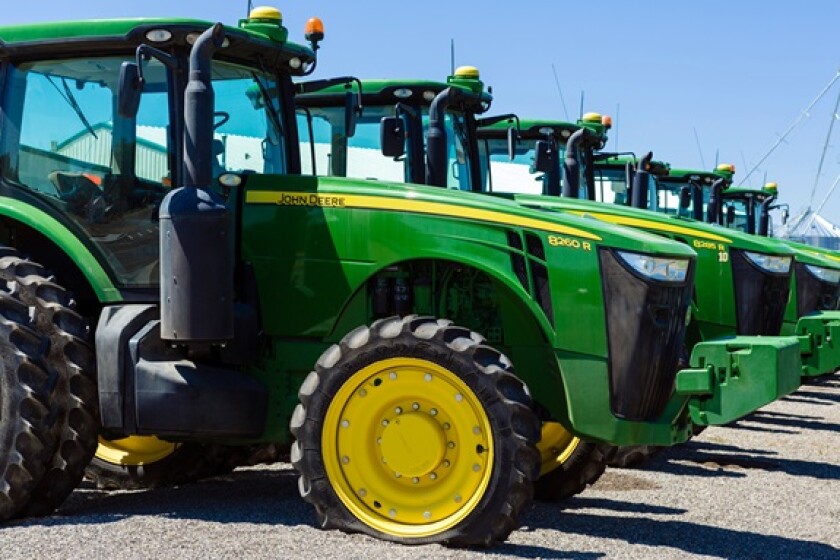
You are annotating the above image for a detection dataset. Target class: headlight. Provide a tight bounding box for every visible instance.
[805,264,840,284]
[616,251,690,282]
[743,251,792,274]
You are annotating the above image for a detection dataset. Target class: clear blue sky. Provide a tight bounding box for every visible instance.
[5,1,840,224]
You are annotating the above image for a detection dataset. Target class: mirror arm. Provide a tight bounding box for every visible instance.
[134,44,180,82]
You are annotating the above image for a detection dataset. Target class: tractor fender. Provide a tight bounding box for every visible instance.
[0,198,118,302]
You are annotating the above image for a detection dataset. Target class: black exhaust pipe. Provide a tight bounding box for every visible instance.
[706,178,727,225]
[563,129,585,198]
[426,87,457,188]
[758,194,777,236]
[630,152,653,209]
[160,23,234,344]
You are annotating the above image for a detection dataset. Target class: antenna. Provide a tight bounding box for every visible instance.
[692,127,707,169]
[614,103,620,151]
[247,0,253,16]
[579,90,585,119]
[714,148,719,168]
[450,39,455,75]
[740,151,752,186]
[550,64,570,121]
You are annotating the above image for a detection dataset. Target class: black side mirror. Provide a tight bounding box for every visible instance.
[534,140,554,173]
[380,116,405,158]
[507,126,518,161]
[782,209,789,225]
[679,186,692,210]
[344,91,359,138]
[726,205,735,225]
[118,62,143,118]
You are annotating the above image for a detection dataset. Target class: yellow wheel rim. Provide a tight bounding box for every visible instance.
[322,357,494,538]
[95,435,179,466]
[537,422,580,476]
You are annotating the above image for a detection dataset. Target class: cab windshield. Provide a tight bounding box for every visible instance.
[297,102,475,189]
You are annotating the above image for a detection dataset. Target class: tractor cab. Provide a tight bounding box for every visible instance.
[0,8,315,297]
[656,166,732,222]
[720,183,784,236]
[296,66,491,190]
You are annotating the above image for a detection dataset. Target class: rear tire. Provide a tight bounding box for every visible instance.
[0,251,99,517]
[291,316,540,546]
[0,290,58,520]
[533,423,610,502]
[86,436,237,490]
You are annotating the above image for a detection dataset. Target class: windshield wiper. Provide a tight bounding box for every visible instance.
[46,76,98,140]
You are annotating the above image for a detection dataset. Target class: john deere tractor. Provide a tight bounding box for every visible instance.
[0,8,783,546]
[479,116,840,379]
[293,70,804,494]
[655,168,840,376]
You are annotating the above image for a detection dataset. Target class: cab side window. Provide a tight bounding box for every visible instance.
[0,57,172,287]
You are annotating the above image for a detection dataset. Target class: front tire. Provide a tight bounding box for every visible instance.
[606,445,662,469]
[290,316,540,546]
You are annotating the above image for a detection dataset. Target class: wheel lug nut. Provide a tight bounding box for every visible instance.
[412,477,419,484]
[340,419,350,428]
[412,402,420,410]
[359,488,367,497]
[442,460,450,468]
[472,463,481,472]
[423,511,431,519]
[455,393,463,402]
[394,407,402,415]
[424,373,432,382]
[472,426,481,435]
[448,442,455,449]
[341,456,350,464]
[429,472,437,480]
[389,508,397,518]
[381,419,389,427]
[389,371,397,380]
[394,472,401,478]
[443,423,450,430]
[429,408,438,416]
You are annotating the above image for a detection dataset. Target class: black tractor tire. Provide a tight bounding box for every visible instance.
[606,444,663,469]
[0,250,99,518]
[290,316,541,547]
[0,289,59,520]
[534,440,612,502]
[86,439,239,490]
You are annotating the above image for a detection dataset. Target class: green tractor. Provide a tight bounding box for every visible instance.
[478,115,840,380]
[655,168,840,376]
[293,70,804,489]
[0,8,775,546]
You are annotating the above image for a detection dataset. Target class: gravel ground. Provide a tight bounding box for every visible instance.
[2,375,838,560]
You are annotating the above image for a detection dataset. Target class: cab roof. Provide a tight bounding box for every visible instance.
[0,17,315,74]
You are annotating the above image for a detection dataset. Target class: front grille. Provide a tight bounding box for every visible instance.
[795,262,840,315]
[730,249,791,335]
[599,249,694,421]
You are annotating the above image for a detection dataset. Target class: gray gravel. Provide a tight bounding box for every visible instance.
[2,376,838,560]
